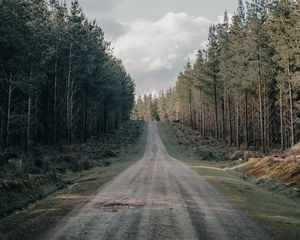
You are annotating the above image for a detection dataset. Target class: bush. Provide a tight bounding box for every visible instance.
[81,160,94,170]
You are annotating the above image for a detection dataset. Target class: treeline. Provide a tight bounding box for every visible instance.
[0,0,135,149]
[135,0,300,152]
[132,94,160,122]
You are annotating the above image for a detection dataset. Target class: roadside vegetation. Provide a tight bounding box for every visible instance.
[0,121,147,240]
[158,122,300,240]
[158,122,229,162]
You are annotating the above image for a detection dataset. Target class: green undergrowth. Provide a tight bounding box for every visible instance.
[158,122,228,163]
[159,122,300,199]
[0,122,148,240]
[158,122,300,240]
[0,121,145,217]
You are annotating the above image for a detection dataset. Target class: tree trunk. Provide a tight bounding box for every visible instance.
[25,65,33,150]
[263,78,268,151]
[193,108,197,130]
[188,88,193,128]
[26,93,32,150]
[203,105,206,138]
[5,73,12,148]
[0,115,3,147]
[245,91,249,150]
[279,87,284,150]
[199,92,203,136]
[83,88,88,142]
[288,63,294,146]
[258,77,265,153]
[227,96,232,146]
[222,98,225,141]
[70,79,75,142]
[33,94,38,146]
[258,51,265,153]
[251,101,256,149]
[66,43,73,144]
[53,45,58,144]
[236,103,240,149]
[213,75,219,140]
[224,75,228,144]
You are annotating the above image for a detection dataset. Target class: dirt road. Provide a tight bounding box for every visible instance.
[43,123,272,240]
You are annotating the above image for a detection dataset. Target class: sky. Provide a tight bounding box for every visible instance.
[68,0,238,95]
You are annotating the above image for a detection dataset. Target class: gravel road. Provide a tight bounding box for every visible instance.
[43,122,272,240]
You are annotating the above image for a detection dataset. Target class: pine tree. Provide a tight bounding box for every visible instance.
[218,11,232,144]
[244,0,274,152]
[206,25,221,139]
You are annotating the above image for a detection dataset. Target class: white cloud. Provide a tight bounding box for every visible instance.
[111,12,213,95]
[114,12,212,72]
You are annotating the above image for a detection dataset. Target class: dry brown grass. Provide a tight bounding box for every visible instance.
[240,146,300,188]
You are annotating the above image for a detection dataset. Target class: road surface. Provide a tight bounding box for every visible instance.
[43,122,271,240]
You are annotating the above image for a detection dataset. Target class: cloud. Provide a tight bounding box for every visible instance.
[111,12,213,95]
[99,18,129,40]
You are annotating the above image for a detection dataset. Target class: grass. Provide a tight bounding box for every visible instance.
[158,122,300,240]
[158,122,228,166]
[0,123,148,240]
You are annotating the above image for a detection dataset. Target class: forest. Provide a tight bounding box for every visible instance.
[134,0,300,153]
[0,0,135,150]
[1,1,300,239]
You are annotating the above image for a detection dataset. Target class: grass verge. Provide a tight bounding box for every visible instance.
[0,123,148,240]
[158,122,300,240]
[158,122,228,163]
